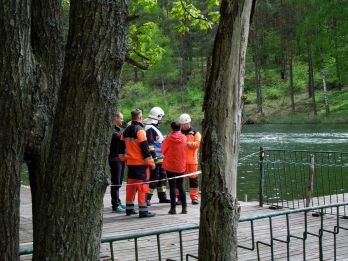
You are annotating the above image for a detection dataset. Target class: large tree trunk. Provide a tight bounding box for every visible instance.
[0,1,33,260]
[33,0,128,259]
[199,0,255,260]
[25,0,65,249]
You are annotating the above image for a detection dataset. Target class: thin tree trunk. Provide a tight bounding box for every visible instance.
[251,21,262,114]
[320,49,330,116]
[181,30,192,86]
[33,0,128,259]
[199,0,255,260]
[134,67,139,82]
[161,77,168,106]
[0,1,33,260]
[307,46,313,98]
[307,42,317,116]
[287,41,295,112]
[334,41,341,88]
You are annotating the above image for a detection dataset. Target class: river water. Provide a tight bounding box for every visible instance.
[238,124,348,201]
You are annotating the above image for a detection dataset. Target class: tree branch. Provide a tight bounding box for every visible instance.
[125,54,149,70]
[179,0,209,22]
[128,46,150,61]
[126,15,139,23]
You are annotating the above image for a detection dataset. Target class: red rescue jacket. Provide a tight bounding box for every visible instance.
[162,131,187,173]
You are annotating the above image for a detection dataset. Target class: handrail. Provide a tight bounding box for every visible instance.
[20,202,348,258]
[101,223,199,243]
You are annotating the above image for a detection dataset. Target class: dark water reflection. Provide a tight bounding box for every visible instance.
[238,124,348,201]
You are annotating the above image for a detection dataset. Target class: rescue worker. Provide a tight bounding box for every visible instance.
[119,109,156,218]
[144,107,170,205]
[179,113,201,205]
[109,112,125,213]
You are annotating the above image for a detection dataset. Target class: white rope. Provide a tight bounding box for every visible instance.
[109,171,202,187]
[110,151,260,187]
[238,151,260,161]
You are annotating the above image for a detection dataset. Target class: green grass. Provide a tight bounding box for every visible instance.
[119,61,348,125]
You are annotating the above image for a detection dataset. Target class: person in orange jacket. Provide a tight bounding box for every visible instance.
[119,109,156,218]
[179,113,201,205]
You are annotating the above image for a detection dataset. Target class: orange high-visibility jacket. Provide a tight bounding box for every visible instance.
[181,127,201,165]
[119,121,154,167]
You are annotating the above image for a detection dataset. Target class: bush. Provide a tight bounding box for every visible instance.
[264,87,282,100]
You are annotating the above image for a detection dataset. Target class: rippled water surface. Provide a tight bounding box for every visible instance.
[238,124,348,201]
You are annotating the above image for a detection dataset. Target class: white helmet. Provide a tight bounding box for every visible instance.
[148,107,165,121]
[179,113,191,124]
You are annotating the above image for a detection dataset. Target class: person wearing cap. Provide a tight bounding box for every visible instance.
[119,109,156,218]
[144,107,171,205]
[179,113,201,205]
[162,122,187,214]
[109,112,126,213]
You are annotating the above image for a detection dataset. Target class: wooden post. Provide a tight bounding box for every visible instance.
[259,147,265,207]
[306,154,315,207]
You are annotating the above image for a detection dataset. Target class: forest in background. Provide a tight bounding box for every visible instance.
[119,0,348,125]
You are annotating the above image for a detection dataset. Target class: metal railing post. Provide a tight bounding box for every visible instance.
[306,154,315,207]
[259,147,265,207]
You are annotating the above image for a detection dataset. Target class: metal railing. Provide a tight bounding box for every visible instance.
[259,148,348,209]
[20,202,348,261]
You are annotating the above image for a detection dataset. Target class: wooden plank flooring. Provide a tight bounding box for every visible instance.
[19,187,348,260]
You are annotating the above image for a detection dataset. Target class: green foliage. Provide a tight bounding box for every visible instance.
[129,22,166,65]
[264,88,282,100]
[170,0,219,32]
[119,0,348,126]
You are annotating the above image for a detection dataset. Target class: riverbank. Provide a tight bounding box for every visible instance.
[244,87,348,125]
[119,81,348,126]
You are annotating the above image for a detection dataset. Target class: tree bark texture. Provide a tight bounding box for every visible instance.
[25,0,65,249]
[199,0,255,260]
[33,0,128,259]
[0,1,33,260]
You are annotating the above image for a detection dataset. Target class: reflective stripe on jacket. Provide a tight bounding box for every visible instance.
[119,121,154,166]
[145,124,164,163]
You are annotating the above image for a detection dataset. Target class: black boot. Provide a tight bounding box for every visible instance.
[126,209,138,216]
[168,207,176,215]
[158,192,171,203]
[159,198,171,203]
[139,211,156,218]
[181,206,187,214]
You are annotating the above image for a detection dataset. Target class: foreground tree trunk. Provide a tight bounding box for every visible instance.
[33,0,128,259]
[0,1,33,260]
[199,0,255,260]
[25,0,65,249]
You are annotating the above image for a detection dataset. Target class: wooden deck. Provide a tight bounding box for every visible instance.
[19,187,348,260]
